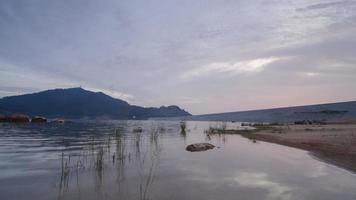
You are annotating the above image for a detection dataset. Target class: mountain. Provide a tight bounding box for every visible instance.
[170,101,356,123]
[0,88,191,119]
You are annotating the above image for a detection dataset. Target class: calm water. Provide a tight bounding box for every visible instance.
[0,120,355,200]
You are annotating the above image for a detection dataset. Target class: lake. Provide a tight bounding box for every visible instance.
[0,120,355,200]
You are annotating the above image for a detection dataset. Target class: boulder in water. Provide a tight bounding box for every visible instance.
[31,116,47,123]
[0,114,7,122]
[186,143,215,152]
[9,114,30,123]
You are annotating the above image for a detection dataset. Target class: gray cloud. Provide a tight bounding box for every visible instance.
[297,0,356,11]
[1,0,356,114]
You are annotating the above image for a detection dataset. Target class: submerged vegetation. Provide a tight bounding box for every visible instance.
[57,122,164,200]
[180,121,187,133]
[204,122,227,134]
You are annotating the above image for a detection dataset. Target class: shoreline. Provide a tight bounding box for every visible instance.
[231,124,356,173]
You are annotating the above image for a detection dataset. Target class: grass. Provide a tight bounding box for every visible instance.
[133,127,143,133]
[180,121,186,132]
[95,147,104,172]
[60,152,70,192]
[204,122,281,136]
[204,122,227,134]
[134,131,142,154]
[251,124,277,130]
[56,122,168,200]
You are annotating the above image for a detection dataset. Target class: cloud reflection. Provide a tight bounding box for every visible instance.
[234,172,293,200]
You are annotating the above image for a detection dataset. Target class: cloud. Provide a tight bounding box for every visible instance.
[181,57,281,80]
[0,62,135,102]
[0,61,77,97]
[0,0,356,114]
[84,87,134,102]
[297,1,356,11]
[304,72,321,77]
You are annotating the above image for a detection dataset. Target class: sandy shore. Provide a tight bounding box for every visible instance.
[232,124,356,173]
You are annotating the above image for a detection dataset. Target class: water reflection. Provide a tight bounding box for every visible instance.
[234,172,293,200]
[0,121,356,200]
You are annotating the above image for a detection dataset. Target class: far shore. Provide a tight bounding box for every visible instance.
[228,124,356,173]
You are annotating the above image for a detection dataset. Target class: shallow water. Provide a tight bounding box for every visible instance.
[0,120,355,200]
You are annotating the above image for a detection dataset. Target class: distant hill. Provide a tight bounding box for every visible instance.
[171,101,356,123]
[0,88,191,119]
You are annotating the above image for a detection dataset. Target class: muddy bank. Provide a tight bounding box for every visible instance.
[232,124,356,173]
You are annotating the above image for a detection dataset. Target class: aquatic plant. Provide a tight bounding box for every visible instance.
[139,160,157,200]
[95,147,104,172]
[204,122,229,135]
[114,128,126,164]
[55,121,166,200]
[180,121,186,132]
[221,122,227,131]
[133,127,143,133]
[205,126,225,134]
[180,121,187,139]
[58,152,71,200]
[150,128,160,150]
[134,131,142,154]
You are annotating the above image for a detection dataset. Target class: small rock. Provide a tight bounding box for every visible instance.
[31,116,47,123]
[0,114,6,122]
[53,118,65,123]
[186,143,215,152]
[9,114,30,123]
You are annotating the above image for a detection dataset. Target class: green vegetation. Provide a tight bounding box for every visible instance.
[204,122,227,134]
[205,122,281,135]
[251,123,278,131]
[180,121,187,132]
[296,109,348,114]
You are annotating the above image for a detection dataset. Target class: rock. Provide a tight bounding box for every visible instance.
[133,127,143,132]
[0,114,34,123]
[294,120,326,125]
[0,115,12,122]
[31,116,47,123]
[0,114,6,122]
[53,118,65,123]
[294,120,311,125]
[9,114,30,123]
[186,143,215,152]
[312,120,327,125]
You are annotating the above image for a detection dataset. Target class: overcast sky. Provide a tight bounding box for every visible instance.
[1,0,356,114]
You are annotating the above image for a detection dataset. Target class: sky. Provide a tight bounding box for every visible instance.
[0,0,356,114]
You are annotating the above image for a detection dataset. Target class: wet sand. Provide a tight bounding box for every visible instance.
[231,124,356,173]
